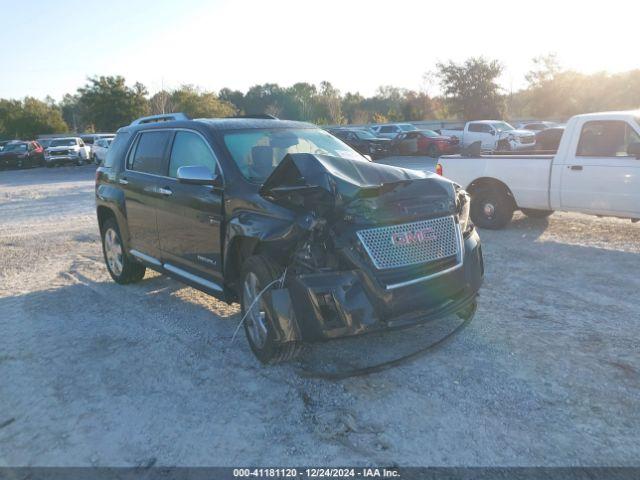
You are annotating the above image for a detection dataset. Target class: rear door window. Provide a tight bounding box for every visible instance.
[128,130,171,175]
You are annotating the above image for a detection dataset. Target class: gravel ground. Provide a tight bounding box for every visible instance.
[0,165,639,467]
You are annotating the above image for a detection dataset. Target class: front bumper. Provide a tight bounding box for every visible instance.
[45,153,82,164]
[512,141,536,151]
[279,228,483,342]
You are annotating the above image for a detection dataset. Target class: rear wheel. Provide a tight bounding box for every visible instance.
[101,218,146,284]
[521,208,554,218]
[470,187,514,229]
[240,255,301,364]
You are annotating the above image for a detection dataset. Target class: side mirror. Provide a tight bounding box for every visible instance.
[177,165,221,186]
[627,142,640,159]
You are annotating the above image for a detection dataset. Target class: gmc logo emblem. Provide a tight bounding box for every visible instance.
[391,228,436,246]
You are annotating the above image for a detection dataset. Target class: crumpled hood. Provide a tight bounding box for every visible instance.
[498,129,534,138]
[260,153,456,222]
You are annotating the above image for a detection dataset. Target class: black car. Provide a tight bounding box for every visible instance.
[535,126,565,151]
[96,113,483,363]
[0,141,44,169]
[328,128,391,159]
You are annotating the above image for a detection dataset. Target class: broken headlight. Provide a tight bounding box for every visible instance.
[456,187,472,234]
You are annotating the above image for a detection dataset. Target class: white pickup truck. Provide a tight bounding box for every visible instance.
[440,120,536,151]
[436,111,640,229]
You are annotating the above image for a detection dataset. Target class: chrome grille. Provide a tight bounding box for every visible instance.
[357,216,460,270]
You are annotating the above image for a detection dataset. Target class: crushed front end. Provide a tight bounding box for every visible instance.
[260,153,484,343]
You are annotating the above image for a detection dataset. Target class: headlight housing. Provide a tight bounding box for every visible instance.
[456,186,472,234]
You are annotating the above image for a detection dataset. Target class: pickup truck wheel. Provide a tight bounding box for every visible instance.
[101,218,146,284]
[521,208,554,218]
[240,255,301,364]
[470,187,514,229]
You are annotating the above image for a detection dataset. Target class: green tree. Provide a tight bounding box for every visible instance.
[435,57,504,120]
[78,76,149,131]
[0,97,68,139]
[167,85,237,118]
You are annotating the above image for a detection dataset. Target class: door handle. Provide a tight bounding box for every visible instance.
[569,165,583,171]
[158,187,173,196]
[118,177,129,185]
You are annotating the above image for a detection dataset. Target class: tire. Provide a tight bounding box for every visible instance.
[470,187,514,229]
[521,208,554,218]
[240,255,301,364]
[101,218,146,284]
[427,144,439,158]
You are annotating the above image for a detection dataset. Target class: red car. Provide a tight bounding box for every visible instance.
[0,141,45,169]
[390,130,459,157]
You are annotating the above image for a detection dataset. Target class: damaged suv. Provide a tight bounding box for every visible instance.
[96,113,484,363]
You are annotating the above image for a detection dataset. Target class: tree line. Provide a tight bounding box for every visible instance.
[2,55,640,139]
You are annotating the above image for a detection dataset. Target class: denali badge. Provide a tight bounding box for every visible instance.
[391,227,436,246]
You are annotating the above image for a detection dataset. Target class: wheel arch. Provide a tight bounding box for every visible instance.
[223,235,260,298]
[466,177,518,209]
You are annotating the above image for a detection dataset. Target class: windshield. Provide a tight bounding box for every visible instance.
[421,130,439,137]
[355,130,377,140]
[51,139,77,147]
[491,122,515,132]
[223,128,364,182]
[3,143,27,152]
[399,124,418,131]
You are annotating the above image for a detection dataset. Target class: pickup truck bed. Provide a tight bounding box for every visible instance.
[436,111,640,229]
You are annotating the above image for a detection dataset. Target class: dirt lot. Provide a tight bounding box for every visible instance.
[1,165,639,467]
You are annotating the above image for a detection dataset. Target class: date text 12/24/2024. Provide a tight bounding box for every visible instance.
[233,468,400,478]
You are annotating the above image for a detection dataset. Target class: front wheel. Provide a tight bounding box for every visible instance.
[470,187,514,229]
[240,255,301,364]
[521,208,554,218]
[101,218,146,284]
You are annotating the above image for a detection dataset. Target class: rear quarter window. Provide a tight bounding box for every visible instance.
[104,132,131,168]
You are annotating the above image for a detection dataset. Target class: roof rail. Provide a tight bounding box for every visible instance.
[227,114,279,120]
[130,112,190,126]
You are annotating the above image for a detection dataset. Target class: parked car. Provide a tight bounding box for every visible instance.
[328,128,391,159]
[535,126,565,151]
[92,137,113,163]
[37,138,54,149]
[436,111,640,229]
[515,121,558,131]
[45,137,91,166]
[440,121,536,151]
[0,141,44,169]
[371,123,419,139]
[389,130,460,157]
[80,133,115,159]
[96,113,483,364]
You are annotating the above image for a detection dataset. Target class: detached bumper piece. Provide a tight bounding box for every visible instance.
[282,229,483,342]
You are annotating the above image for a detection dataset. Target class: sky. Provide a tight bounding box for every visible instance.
[1,0,638,100]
